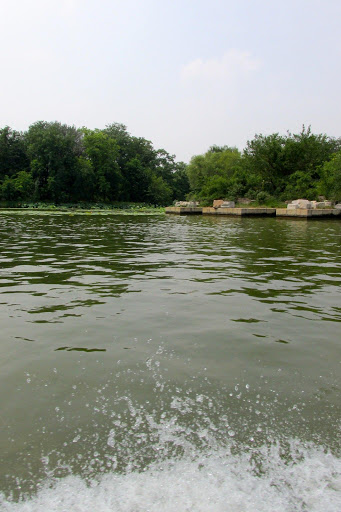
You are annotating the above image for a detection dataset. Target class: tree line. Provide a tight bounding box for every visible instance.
[1,122,340,206]
[187,126,341,204]
[0,122,189,205]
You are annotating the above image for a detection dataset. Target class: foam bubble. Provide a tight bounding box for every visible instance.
[1,348,340,510]
[1,443,340,512]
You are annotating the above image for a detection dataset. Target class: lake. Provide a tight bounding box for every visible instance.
[0,212,340,511]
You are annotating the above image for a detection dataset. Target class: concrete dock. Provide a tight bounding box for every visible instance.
[166,206,341,218]
[165,207,203,215]
[276,208,341,218]
[202,207,276,216]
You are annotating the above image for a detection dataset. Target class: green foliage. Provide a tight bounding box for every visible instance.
[15,171,35,199]
[147,175,173,205]
[187,126,341,204]
[26,121,83,202]
[243,133,287,194]
[242,126,340,197]
[0,121,190,206]
[282,170,318,200]
[82,129,122,201]
[1,122,340,207]
[0,127,29,180]
[318,150,341,201]
[200,175,230,202]
[1,171,34,201]
[186,146,242,200]
[171,162,190,200]
[1,176,18,201]
[255,191,272,204]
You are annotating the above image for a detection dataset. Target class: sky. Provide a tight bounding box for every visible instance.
[1,0,340,162]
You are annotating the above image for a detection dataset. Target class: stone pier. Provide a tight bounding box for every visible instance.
[165,207,203,215]
[202,207,276,216]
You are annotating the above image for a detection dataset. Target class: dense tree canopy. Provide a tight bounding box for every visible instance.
[242,127,341,199]
[187,146,244,202]
[0,127,29,180]
[0,121,189,205]
[318,150,341,201]
[187,127,341,204]
[1,123,340,206]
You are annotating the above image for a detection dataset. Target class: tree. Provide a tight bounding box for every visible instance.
[0,127,29,180]
[243,133,287,194]
[171,162,190,200]
[82,129,122,201]
[147,175,173,205]
[243,126,341,197]
[73,157,96,201]
[15,171,35,199]
[26,121,83,202]
[123,156,151,202]
[1,176,18,201]
[318,150,341,201]
[186,146,242,199]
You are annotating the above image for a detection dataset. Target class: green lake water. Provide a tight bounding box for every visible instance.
[0,213,340,511]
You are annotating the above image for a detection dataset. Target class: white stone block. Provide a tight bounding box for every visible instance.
[298,200,311,209]
[292,199,311,209]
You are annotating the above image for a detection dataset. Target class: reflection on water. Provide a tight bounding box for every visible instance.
[0,213,340,510]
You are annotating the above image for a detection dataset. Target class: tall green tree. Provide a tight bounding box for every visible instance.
[318,150,341,201]
[243,126,341,197]
[243,133,287,194]
[187,146,242,200]
[82,129,122,201]
[26,121,83,202]
[0,127,29,180]
[171,162,190,200]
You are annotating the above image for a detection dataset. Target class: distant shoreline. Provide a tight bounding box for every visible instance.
[0,206,165,215]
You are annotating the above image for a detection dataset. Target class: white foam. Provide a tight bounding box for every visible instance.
[1,444,340,512]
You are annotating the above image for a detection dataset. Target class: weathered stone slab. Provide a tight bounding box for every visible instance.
[277,208,312,217]
[213,200,224,208]
[202,207,217,214]
[237,198,253,204]
[276,208,341,218]
[174,201,200,207]
[312,201,326,208]
[165,207,202,215]
[291,199,312,209]
[202,208,276,216]
[311,208,340,216]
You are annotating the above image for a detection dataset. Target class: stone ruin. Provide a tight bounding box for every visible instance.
[174,201,200,207]
[213,199,235,208]
[287,199,333,210]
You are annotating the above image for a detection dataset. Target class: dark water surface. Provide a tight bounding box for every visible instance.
[0,212,340,511]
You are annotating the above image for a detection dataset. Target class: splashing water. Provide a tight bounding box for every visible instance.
[1,445,340,512]
[1,215,341,511]
[1,347,340,511]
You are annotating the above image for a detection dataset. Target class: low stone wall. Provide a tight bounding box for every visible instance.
[165,207,203,215]
[166,206,341,218]
[276,208,341,218]
[202,207,276,216]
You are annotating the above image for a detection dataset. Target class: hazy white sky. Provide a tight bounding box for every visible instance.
[1,0,340,161]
